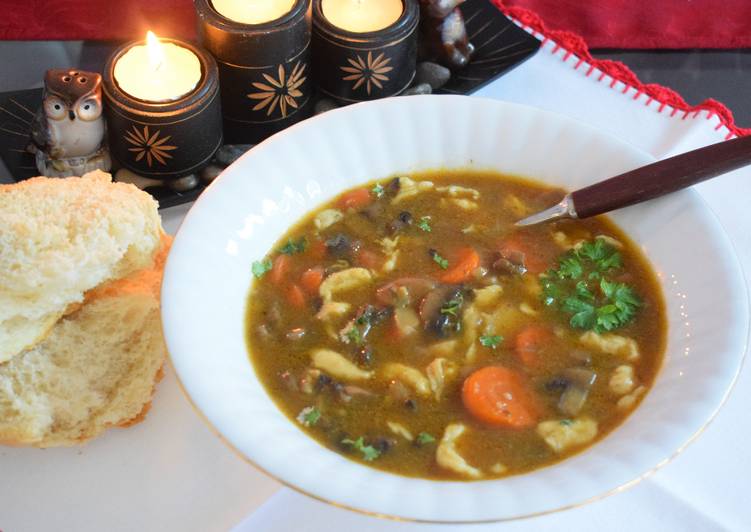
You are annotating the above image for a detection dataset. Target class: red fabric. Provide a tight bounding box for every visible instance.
[0,1,197,41]
[2,0,751,48]
[502,0,751,49]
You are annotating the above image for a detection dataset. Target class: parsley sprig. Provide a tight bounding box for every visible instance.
[542,240,640,333]
[416,432,436,445]
[251,258,272,279]
[479,334,504,349]
[429,248,449,269]
[279,236,308,255]
[296,406,321,427]
[342,436,381,461]
[417,216,432,232]
[372,183,385,198]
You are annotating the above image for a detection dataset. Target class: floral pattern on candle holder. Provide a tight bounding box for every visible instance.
[340,52,393,95]
[124,125,177,167]
[248,62,307,119]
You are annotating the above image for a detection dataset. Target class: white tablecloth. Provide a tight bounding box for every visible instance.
[228,34,751,532]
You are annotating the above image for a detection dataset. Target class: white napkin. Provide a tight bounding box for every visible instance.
[233,35,751,532]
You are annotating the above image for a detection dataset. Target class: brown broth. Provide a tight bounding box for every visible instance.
[246,170,667,480]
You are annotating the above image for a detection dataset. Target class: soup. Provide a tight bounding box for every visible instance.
[246,171,666,480]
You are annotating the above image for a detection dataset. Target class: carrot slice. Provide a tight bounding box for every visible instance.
[514,325,552,367]
[462,366,539,428]
[269,254,290,285]
[285,283,306,309]
[300,267,325,294]
[337,188,373,210]
[439,247,480,283]
[308,239,327,260]
[355,248,381,270]
[499,234,552,274]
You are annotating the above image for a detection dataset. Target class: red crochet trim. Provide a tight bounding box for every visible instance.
[491,0,751,138]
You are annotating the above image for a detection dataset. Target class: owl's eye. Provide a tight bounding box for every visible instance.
[44,96,67,120]
[76,98,101,121]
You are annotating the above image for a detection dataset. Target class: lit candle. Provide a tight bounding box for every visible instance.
[114,32,202,102]
[322,0,403,33]
[211,0,296,24]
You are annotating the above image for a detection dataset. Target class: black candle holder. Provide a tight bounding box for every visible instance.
[195,0,313,144]
[102,39,222,181]
[312,0,419,104]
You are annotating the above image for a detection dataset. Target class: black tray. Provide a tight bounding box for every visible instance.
[0,1,539,209]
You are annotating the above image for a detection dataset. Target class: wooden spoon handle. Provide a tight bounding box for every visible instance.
[571,135,751,219]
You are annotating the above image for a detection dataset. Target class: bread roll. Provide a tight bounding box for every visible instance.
[0,237,170,447]
[0,170,161,361]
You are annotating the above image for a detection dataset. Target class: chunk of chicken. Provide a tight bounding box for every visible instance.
[609,365,636,395]
[617,385,647,410]
[314,208,344,231]
[435,185,480,199]
[392,177,434,204]
[426,358,458,400]
[436,424,482,479]
[379,236,400,273]
[536,417,598,453]
[382,363,430,396]
[310,349,373,381]
[316,301,352,322]
[386,421,414,441]
[319,268,372,302]
[473,285,503,308]
[580,331,640,360]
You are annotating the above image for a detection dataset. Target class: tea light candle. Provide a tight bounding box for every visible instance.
[114,32,202,102]
[103,36,223,180]
[211,0,296,24]
[312,0,418,103]
[321,0,403,33]
[195,0,313,144]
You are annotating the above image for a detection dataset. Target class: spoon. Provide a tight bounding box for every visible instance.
[516,134,751,226]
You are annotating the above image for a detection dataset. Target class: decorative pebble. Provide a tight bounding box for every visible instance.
[216,144,252,166]
[114,168,163,190]
[402,83,432,96]
[415,61,451,90]
[200,164,224,184]
[314,98,339,115]
[167,174,200,193]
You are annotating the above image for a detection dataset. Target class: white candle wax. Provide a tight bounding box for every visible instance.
[212,0,296,24]
[322,0,403,33]
[114,33,202,102]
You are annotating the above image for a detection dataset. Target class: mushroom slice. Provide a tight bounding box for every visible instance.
[310,349,373,381]
[436,424,482,479]
[382,363,430,397]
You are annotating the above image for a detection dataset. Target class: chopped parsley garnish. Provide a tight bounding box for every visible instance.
[479,334,504,349]
[296,406,321,427]
[417,216,432,232]
[345,326,363,346]
[416,432,436,445]
[440,294,464,317]
[342,436,381,461]
[372,183,385,198]
[542,240,640,333]
[559,419,573,426]
[251,258,272,279]
[429,249,449,269]
[279,236,308,255]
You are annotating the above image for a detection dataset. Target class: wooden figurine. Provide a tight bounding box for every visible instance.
[419,0,475,69]
[30,69,111,177]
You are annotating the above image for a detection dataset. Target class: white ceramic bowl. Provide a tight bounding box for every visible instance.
[162,96,748,522]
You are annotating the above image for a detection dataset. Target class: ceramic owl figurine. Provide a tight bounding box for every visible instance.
[30,69,111,177]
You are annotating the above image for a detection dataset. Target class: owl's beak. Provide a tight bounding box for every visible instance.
[68,110,75,121]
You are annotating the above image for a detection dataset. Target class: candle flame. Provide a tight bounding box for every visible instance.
[146,31,165,72]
